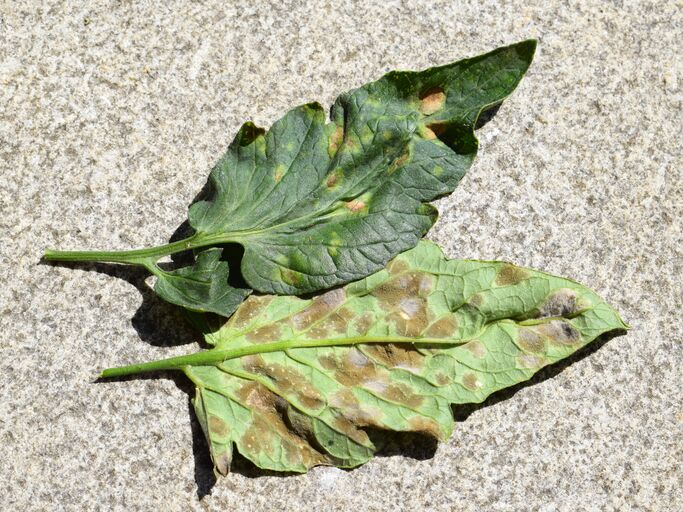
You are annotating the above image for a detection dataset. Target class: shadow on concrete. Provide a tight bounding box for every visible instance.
[40,258,199,347]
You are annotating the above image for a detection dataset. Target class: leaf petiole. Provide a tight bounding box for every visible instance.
[42,233,228,266]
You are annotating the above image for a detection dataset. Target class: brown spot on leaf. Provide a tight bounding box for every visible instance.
[389,305,428,336]
[424,122,447,140]
[462,340,486,358]
[408,416,444,440]
[517,353,545,369]
[518,328,545,352]
[236,382,327,468]
[329,389,383,428]
[213,450,231,476]
[371,272,434,336]
[537,320,581,345]
[233,296,273,328]
[282,268,303,286]
[462,372,481,391]
[241,355,268,375]
[419,87,446,115]
[347,347,370,367]
[297,393,325,411]
[435,373,451,385]
[328,388,359,410]
[240,412,326,468]
[469,293,483,307]
[363,343,425,371]
[382,383,424,408]
[287,408,316,441]
[355,311,374,335]
[234,381,261,404]
[538,288,581,318]
[345,199,366,212]
[331,414,370,445]
[425,315,458,338]
[322,306,354,334]
[208,415,229,437]
[239,415,268,455]
[306,324,330,340]
[333,352,380,387]
[292,289,346,330]
[372,272,433,301]
[319,354,337,370]
[326,168,344,188]
[274,165,285,182]
[245,323,282,343]
[258,363,324,411]
[496,264,530,286]
[388,151,410,174]
[328,125,344,155]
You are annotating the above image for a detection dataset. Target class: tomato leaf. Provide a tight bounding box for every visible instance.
[187,39,536,294]
[101,241,627,474]
[44,40,536,305]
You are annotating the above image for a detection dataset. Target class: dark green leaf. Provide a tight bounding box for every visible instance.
[188,40,537,294]
[44,40,537,307]
[152,248,251,317]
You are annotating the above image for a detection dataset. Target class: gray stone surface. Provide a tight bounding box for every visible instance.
[1,0,681,510]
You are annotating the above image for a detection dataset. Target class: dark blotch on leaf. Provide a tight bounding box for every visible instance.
[496,264,530,286]
[537,320,581,345]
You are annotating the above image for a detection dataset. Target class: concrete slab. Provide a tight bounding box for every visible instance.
[1,1,680,510]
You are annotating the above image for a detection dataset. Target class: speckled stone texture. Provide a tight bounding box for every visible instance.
[1,1,681,510]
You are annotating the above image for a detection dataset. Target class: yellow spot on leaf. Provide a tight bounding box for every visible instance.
[388,151,410,174]
[423,127,437,140]
[326,168,343,188]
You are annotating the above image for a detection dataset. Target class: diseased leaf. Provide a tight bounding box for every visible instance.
[187,39,536,295]
[101,241,627,474]
[152,248,251,317]
[44,40,537,305]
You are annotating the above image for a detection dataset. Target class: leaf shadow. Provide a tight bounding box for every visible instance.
[94,370,217,499]
[39,259,198,347]
[475,103,502,130]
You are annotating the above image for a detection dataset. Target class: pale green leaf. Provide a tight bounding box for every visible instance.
[101,241,627,474]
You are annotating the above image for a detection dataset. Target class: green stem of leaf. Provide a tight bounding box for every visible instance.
[42,233,223,266]
[99,336,464,379]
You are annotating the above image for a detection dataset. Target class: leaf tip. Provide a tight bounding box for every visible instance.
[517,38,538,55]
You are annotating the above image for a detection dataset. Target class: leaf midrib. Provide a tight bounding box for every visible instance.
[99,335,466,378]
